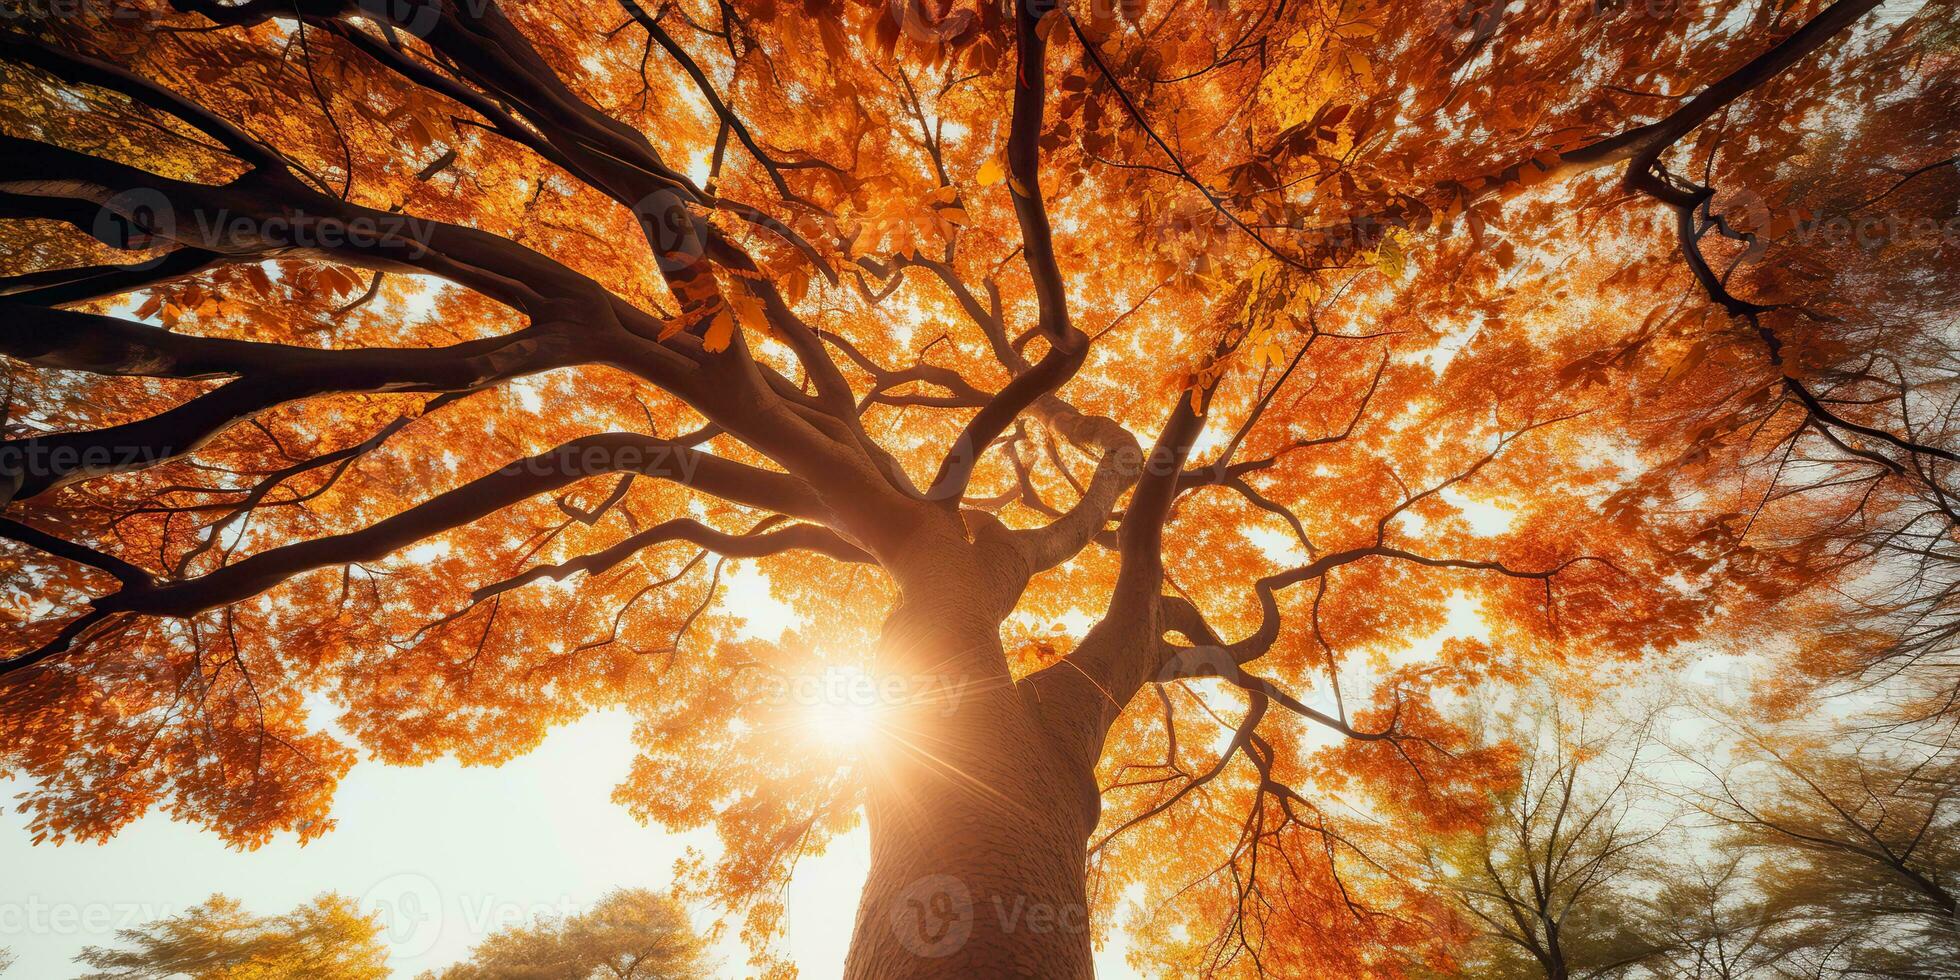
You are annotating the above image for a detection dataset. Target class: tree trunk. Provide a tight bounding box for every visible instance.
[842,550,1102,979]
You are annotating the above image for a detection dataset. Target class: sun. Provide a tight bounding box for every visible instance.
[793,665,888,751]
[809,698,882,749]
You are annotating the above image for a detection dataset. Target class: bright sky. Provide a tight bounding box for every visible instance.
[0,561,1143,978]
[0,707,1128,978]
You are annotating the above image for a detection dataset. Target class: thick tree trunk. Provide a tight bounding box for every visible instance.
[842,719,1098,978]
[841,545,1103,979]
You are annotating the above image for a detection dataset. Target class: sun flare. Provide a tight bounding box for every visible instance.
[790,665,889,751]
[808,698,882,749]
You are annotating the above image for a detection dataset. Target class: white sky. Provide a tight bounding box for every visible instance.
[0,558,1145,978]
[0,705,1140,978]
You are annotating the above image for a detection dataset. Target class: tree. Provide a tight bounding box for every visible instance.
[423,888,708,980]
[1,0,1952,976]
[1679,721,1960,977]
[1634,855,1833,980]
[1423,693,1671,980]
[75,893,388,980]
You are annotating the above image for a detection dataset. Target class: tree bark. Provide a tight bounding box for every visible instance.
[843,535,1101,979]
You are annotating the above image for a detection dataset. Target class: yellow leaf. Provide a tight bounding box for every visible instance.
[1373,229,1408,282]
[1346,50,1372,85]
[977,156,1005,187]
[1667,339,1710,382]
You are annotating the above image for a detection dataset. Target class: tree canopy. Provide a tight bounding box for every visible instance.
[74,893,388,980]
[422,887,709,980]
[1,0,1956,975]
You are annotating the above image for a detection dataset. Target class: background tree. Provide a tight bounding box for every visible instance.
[74,893,387,980]
[422,887,708,980]
[1634,855,1834,980]
[1423,691,1672,980]
[1,0,1953,976]
[1675,718,1960,977]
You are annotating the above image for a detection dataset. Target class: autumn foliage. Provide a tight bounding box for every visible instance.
[1,0,1955,975]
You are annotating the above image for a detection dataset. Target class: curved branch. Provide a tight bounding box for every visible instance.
[1010,424,1142,573]
[0,248,221,307]
[0,305,566,502]
[924,0,1091,504]
[0,30,285,170]
[471,515,870,601]
[1225,549,1612,663]
[0,432,830,673]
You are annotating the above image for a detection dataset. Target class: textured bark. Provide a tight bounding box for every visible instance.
[844,689,1098,979]
[844,528,1100,979]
